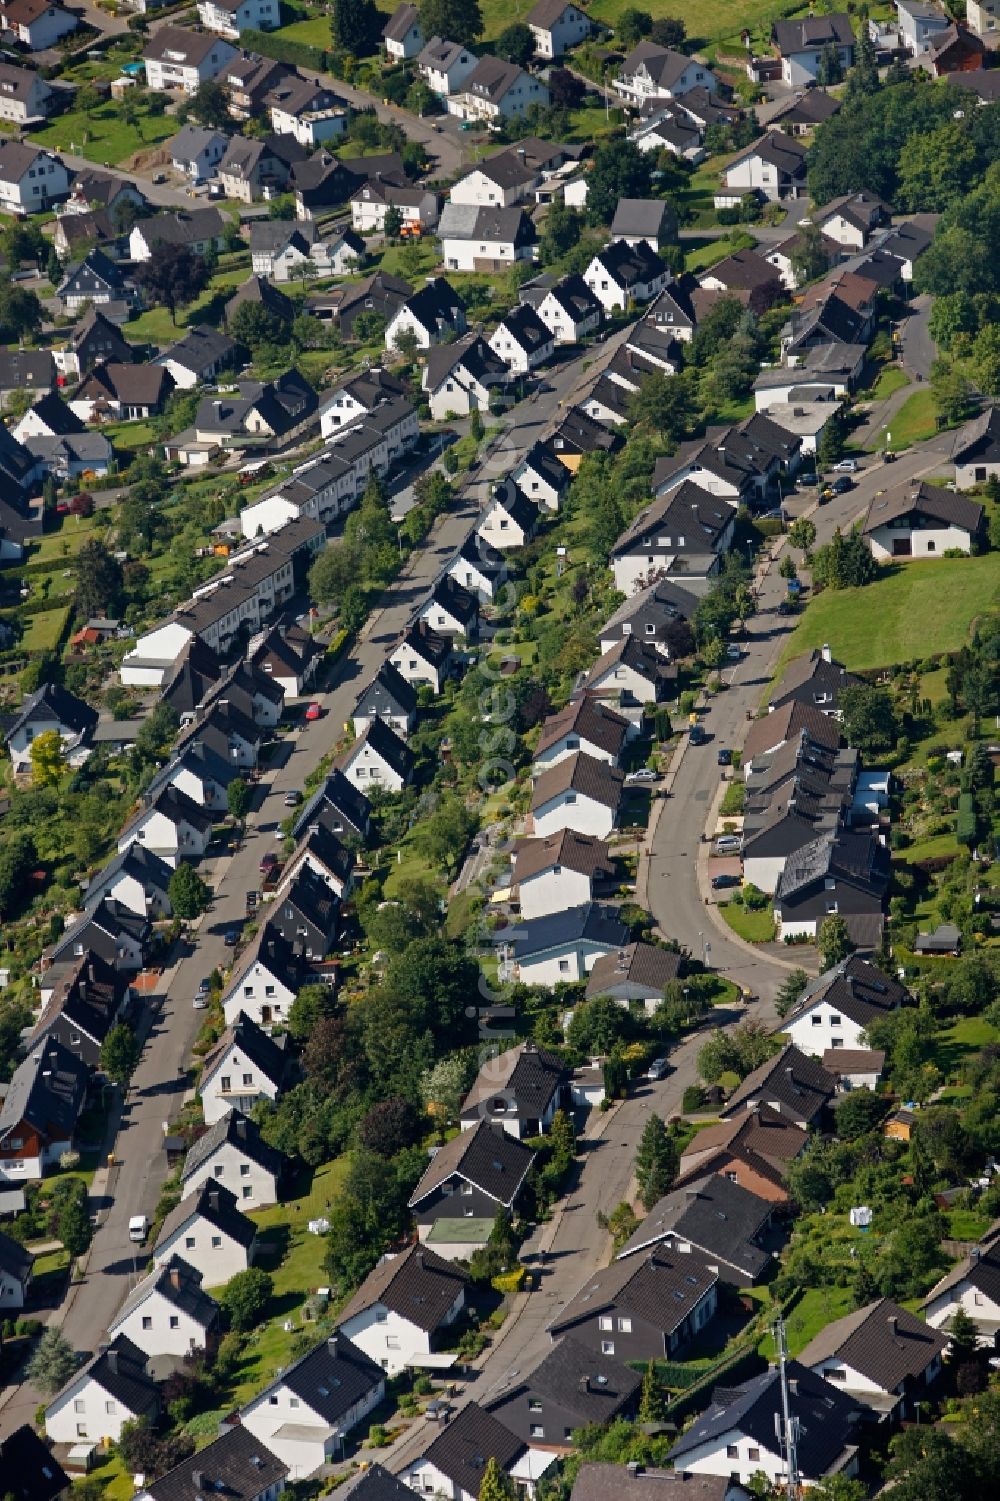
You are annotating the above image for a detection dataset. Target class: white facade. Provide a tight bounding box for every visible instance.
[389,638,448,693]
[447,70,550,123]
[8,710,87,775]
[529,2,591,58]
[517,866,592,920]
[144,37,238,93]
[153,1210,254,1287]
[197,0,277,38]
[477,497,532,551]
[448,550,503,602]
[342,738,407,793]
[399,1450,550,1501]
[783,1003,872,1058]
[108,1276,214,1358]
[7,4,76,49]
[508,940,613,986]
[340,1293,463,1377]
[221,955,297,1028]
[535,289,600,345]
[241,1372,384,1479]
[182,1136,280,1208]
[0,149,69,214]
[583,256,666,313]
[781,43,853,87]
[449,167,531,209]
[0,1262,28,1308]
[532,789,616,839]
[925,1275,1000,1332]
[866,518,975,560]
[440,230,528,274]
[120,621,195,687]
[534,731,617,771]
[200,1037,284,1125]
[166,760,229,813]
[722,151,792,203]
[45,1373,146,1445]
[488,319,554,375]
[91,863,170,921]
[615,55,719,106]
[512,455,562,512]
[117,806,209,868]
[740,852,786,898]
[385,302,453,350]
[419,46,478,95]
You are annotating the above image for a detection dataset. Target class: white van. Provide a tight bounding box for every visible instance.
[128,1214,148,1244]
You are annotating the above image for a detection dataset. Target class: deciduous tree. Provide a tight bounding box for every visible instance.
[100,1022,141,1086]
[133,245,210,324]
[332,0,383,54]
[168,863,211,920]
[220,1268,273,1330]
[418,0,483,47]
[818,914,855,970]
[29,730,66,789]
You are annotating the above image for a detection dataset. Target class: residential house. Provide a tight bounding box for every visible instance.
[928,22,986,72]
[779,951,907,1062]
[389,620,455,693]
[511,830,614,921]
[241,1332,385,1477]
[489,303,554,374]
[618,1173,777,1283]
[813,190,891,251]
[923,1220,1000,1335]
[199,1011,292,1125]
[495,902,630,986]
[117,784,213,868]
[449,152,539,209]
[0,63,52,125]
[0,0,76,49]
[292,769,371,844]
[83,844,173,923]
[698,250,783,313]
[46,898,150,975]
[169,124,229,180]
[266,75,349,146]
[822,1049,886,1092]
[221,924,300,1028]
[198,0,279,39]
[385,277,467,350]
[276,823,354,906]
[483,1335,641,1448]
[408,1120,535,1257]
[268,865,339,960]
[478,479,540,551]
[579,634,676,717]
[134,1426,288,1501]
[176,369,317,459]
[437,204,538,277]
[218,133,306,203]
[19,429,112,483]
[722,1042,837,1129]
[338,1467,420,1501]
[292,148,407,219]
[609,481,737,596]
[773,828,892,945]
[152,1179,257,1284]
[584,240,668,313]
[548,1248,718,1360]
[181,1109,285,1208]
[526,0,590,57]
[799,1296,947,1419]
[70,360,173,422]
[534,695,630,770]
[419,574,479,638]
[0,1229,32,1309]
[895,0,953,53]
[0,1427,69,1501]
[225,273,295,327]
[28,951,126,1072]
[718,132,808,204]
[350,178,439,234]
[511,442,569,512]
[598,577,699,660]
[382,2,423,59]
[631,105,706,162]
[57,247,137,314]
[862,480,985,559]
[766,87,841,134]
[143,26,238,93]
[341,717,414,794]
[950,405,1000,488]
[5,681,97,775]
[308,269,411,336]
[573,1470,749,1501]
[107,1255,219,1359]
[448,57,551,123]
[754,342,866,408]
[460,1041,567,1138]
[967,0,1000,42]
[352,662,417,739]
[144,742,237,816]
[423,333,508,420]
[250,219,362,281]
[248,623,319,699]
[527,274,602,346]
[154,326,240,390]
[584,941,684,1012]
[764,229,839,292]
[416,36,478,95]
[130,207,226,262]
[771,14,855,85]
[338,1244,468,1376]
[609,198,677,252]
[615,42,721,105]
[44,1335,159,1444]
[666,1361,863,1489]
[674,1105,808,1205]
[530,752,625,839]
[548,406,623,472]
[59,306,135,378]
[0,350,54,413]
[770,646,859,717]
[396,1400,555,1500]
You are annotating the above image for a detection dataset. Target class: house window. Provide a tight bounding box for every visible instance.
[141,1314,153,1329]
[617,1317,632,1332]
[748,1448,760,1461]
[528,1399,542,1413]
[211,1236,222,1248]
[726,1446,738,1459]
[240,1164,250,1176]
[74,1400,85,1413]
[461,1184,474,1196]
[242,1073,253,1087]
[106,1401,117,1415]
[601,1340,615,1355]
[811,1015,822,1026]
[221,1076,231,1092]
[599,1316,613,1330]
[830,1015,842,1027]
[242,1186,253,1199]
[530,1425,545,1439]
[386,1336,400,1350]
[185,1236,196,1248]
[169,1316,179,1329]
[558,960,570,973]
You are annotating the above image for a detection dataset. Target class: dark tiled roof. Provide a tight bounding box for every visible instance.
[551,1247,717,1338]
[863,480,984,537]
[339,1243,468,1333]
[592,238,667,288]
[267,1331,383,1423]
[383,2,419,42]
[612,480,733,557]
[182,1110,285,1187]
[462,1042,566,1119]
[821,1048,885,1076]
[354,661,418,722]
[338,1464,417,1501]
[143,1424,287,1501]
[618,1173,774,1280]
[421,1402,525,1495]
[154,1179,256,1256]
[585,942,683,999]
[512,829,614,886]
[112,1255,218,1335]
[6,681,97,741]
[799,1298,948,1391]
[742,701,842,764]
[531,751,625,814]
[495,901,629,961]
[485,1333,641,1424]
[0,1037,88,1150]
[0,1228,32,1286]
[0,1426,69,1501]
[346,716,414,780]
[202,1011,290,1093]
[292,768,371,841]
[572,1466,736,1501]
[722,1043,836,1126]
[785,955,907,1032]
[536,695,629,758]
[408,1119,536,1209]
[772,14,855,50]
[53,1334,158,1417]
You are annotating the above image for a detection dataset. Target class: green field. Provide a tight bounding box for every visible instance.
[275,15,332,46]
[860,364,911,401]
[867,387,939,452]
[478,0,803,45]
[33,101,176,168]
[778,554,1000,671]
[684,236,734,272]
[30,514,100,564]
[719,901,776,943]
[17,606,72,654]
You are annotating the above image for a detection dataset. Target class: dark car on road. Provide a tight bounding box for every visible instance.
[223,928,239,947]
[712,873,741,890]
[717,748,732,766]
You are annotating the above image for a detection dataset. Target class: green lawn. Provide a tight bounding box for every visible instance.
[17,606,72,654]
[867,387,939,452]
[932,1015,1000,1079]
[275,15,332,46]
[777,554,1000,671]
[860,364,911,401]
[33,102,176,168]
[126,266,249,346]
[478,0,797,45]
[718,901,776,943]
[684,236,734,272]
[759,1284,856,1360]
[30,514,100,564]
[75,1454,134,1501]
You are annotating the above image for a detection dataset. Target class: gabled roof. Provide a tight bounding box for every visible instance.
[292,768,371,841]
[771,648,859,712]
[618,1173,774,1279]
[701,249,781,293]
[0,1425,69,1501]
[776,829,891,905]
[572,1466,737,1501]
[0,1036,88,1150]
[340,1243,468,1333]
[618,41,704,90]
[551,404,620,456]
[496,301,551,353]
[585,941,683,999]
[799,1297,948,1391]
[395,619,454,668]
[785,955,907,1033]
[111,1254,218,1335]
[18,391,85,437]
[550,1246,717,1338]
[512,829,614,886]
[419,1402,527,1495]
[610,198,674,239]
[516,440,569,493]
[144,24,229,64]
[223,921,301,1000]
[181,1109,285,1187]
[344,716,414,780]
[742,700,842,766]
[0,1227,32,1287]
[338,1466,418,1501]
[5,680,97,742]
[540,272,602,323]
[75,361,173,410]
[527,0,581,29]
[591,238,667,287]
[600,576,700,640]
[409,1119,536,1209]
[226,274,295,324]
[822,1047,885,1077]
[668,1359,863,1477]
[383,1,420,42]
[862,479,984,536]
[485,1333,642,1424]
[52,1333,158,1417]
[485,477,537,535]
[140,1425,287,1501]
[583,633,675,689]
[496,901,629,961]
[536,694,629,758]
[461,55,532,104]
[722,1042,837,1126]
[155,1178,257,1256]
[202,1011,291,1093]
[530,750,625,813]
[158,324,239,375]
[462,1041,567,1120]
[922,1220,1000,1309]
[260,1330,383,1423]
[677,1104,807,1182]
[397,276,466,333]
[424,332,507,394]
[429,572,479,623]
[772,13,855,50]
[354,661,418,721]
[135,207,226,250]
[729,130,807,178]
[611,479,734,558]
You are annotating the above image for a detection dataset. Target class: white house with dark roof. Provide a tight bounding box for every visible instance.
[0,1229,32,1309]
[396,1399,556,1500]
[530,273,602,345]
[423,333,508,421]
[44,1334,159,1444]
[384,277,467,350]
[419,575,479,637]
[143,26,238,93]
[495,902,630,986]
[383,2,423,59]
[198,0,278,39]
[511,443,569,512]
[341,718,414,794]
[719,132,809,204]
[1,0,77,50]
[923,1220,1000,1336]
[572,1467,748,1501]
[488,304,554,375]
[352,662,418,739]
[449,153,538,209]
[779,956,907,1057]
[584,240,668,313]
[483,1333,642,1448]
[0,1036,89,1182]
[477,480,539,551]
[548,1247,718,1360]
[447,57,550,124]
[241,1332,385,1477]
[107,1255,219,1358]
[135,1425,288,1501]
[609,480,737,596]
[199,1011,292,1125]
[448,533,507,603]
[534,695,630,769]
[0,140,68,214]
[511,830,614,920]
[461,1041,567,1139]
[0,61,53,124]
[181,1109,286,1208]
[530,752,625,839]
[526,0,591,57]
[771,14,856,85]
[169,124,228,181]
[585,941,684,1012]
[337,1244,468,1375]
[813,191,891,251]
[153,1179,257,1285]
[417,36,479,94]
[409,1120,536,1256]
[615,42,720,105]
[618,1174,776,1284]
[5,681,97,774]
[117,784,213,868]
[83,844,174,921]
[862,481,986,559]
[389,621,456,694]
[438,203,537,274]
[798,1296,947,1419]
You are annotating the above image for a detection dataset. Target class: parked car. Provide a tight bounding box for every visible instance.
[128,1215,148,1244]
[259,851,279,876]
[625,768,659,784]
[198,976,212,997]
[714,835,743,855]
[712,873,741,890]
[647,1057,668,1080]
[797,472,819,486]
[283,789,303,807]
[717,748,733,766]
[193,995,208,1010]
[223,928,239,947]
[305,702,322,721]
[830,475,853,494]
[689,723,707,745]
[833,458,859,473]
[725,644,742,661]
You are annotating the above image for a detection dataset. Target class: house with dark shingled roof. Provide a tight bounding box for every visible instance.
[338,1243,468,1375]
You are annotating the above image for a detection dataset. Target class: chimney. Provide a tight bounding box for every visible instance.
[236,1117,247,1141]
[579,1375,590,1394]
[106,1350,118,1376]
[192,1473,205,1492]
[788,1378,798,1396]
[821,643,832,664]
[888,1315,898,1338]
[971,1247,981,1264]
[170,1265,182,1291]
[327,1334,338,1358]
[209,1189,220,1212]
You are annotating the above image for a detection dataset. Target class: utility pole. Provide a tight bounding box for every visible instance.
[773,1316,800,1497]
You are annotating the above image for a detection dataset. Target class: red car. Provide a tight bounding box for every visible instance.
[305,702,322,721]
